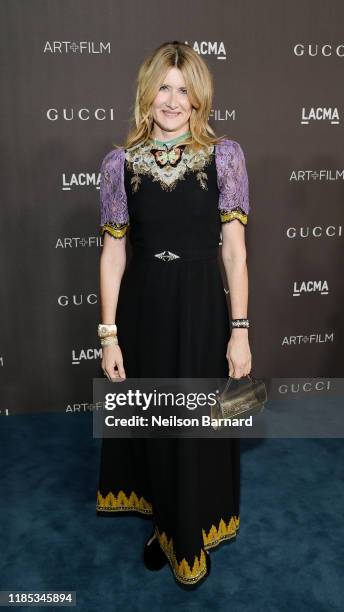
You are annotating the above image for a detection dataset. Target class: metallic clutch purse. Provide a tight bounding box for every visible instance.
[211,374,268,430]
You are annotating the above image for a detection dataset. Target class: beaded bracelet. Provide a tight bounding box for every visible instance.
[231,318,250,329]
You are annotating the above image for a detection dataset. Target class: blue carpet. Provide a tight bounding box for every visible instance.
[0,411,343,611]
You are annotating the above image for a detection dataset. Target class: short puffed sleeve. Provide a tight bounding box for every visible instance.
[99,147,130,239]
[215,139,250,226]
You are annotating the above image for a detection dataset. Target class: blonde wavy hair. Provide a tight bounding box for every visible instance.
[113,40,228,153]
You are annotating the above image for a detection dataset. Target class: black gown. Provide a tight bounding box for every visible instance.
[96,136,248,586]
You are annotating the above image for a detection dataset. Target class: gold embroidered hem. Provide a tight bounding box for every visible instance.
[155,515,240,585]
[156,526,208,585]
[203,515,240,550]
[96,488,240,586]
[96,490,153,515]
[100,223,129,239]
[220,208,248,226]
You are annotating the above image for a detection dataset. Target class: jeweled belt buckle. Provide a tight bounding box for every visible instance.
[154,250,180,261]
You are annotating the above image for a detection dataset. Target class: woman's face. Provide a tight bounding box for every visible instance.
[151,67,192,135]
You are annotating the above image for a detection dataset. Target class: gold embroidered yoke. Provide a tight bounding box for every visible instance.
[125,141,215,193]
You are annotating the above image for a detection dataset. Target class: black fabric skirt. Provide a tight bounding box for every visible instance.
[96,246,241,586]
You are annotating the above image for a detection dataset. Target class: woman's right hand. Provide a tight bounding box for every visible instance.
[101,343,126,381]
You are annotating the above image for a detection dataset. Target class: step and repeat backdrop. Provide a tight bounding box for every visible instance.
[1,0,343,415]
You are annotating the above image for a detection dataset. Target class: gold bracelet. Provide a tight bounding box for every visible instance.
[100,335,118,347]
[100,330,118,339]
[98,323,117,338]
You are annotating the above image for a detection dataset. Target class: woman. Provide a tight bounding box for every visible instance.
[96,40,252,589]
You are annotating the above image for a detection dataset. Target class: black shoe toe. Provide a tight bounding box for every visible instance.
[143,532,167,571]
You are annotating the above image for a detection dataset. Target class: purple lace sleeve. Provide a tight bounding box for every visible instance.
[215,139,250,226]
[99,147,129,239]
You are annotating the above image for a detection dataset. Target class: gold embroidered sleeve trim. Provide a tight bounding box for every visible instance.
[220,209,248,226]
[100,223,129,239]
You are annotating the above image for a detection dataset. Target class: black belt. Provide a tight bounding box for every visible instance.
[131,245,219,262]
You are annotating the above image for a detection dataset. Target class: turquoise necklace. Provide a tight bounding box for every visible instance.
[150,129,191,148]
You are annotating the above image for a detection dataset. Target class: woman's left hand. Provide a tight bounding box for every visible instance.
[226,332,252,378]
